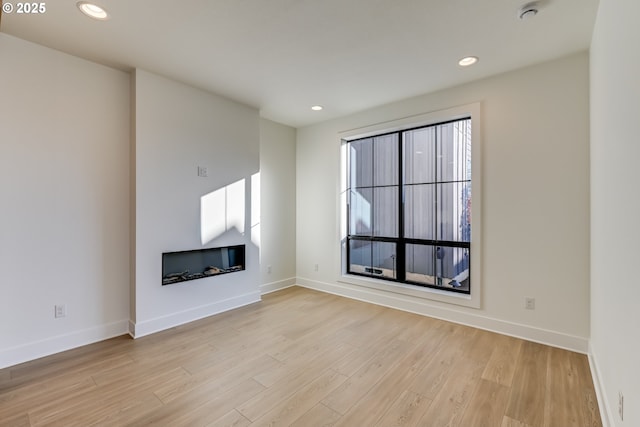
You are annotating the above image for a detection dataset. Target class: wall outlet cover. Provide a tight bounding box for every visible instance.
[525,297,535,310]
[54,304,66,318]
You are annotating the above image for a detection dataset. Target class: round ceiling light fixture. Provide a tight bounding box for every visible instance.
[518,2,539,20]
[458,56,479,67]
[77,2,109,20]
[311,105,323,111]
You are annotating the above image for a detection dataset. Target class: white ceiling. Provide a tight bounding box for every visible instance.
[0,0,599,128]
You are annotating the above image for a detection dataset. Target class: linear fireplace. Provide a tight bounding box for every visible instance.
[162,244,245,285]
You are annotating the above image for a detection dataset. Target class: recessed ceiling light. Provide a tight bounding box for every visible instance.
[311,105,323,111]
[519,8,538,20]
[77,2,109,20]
[458,56,479,67]
[518,2,539,20]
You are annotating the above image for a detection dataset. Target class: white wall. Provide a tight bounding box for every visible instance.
[296,53,591,351]
[0,34,131,368]
[259,119,297,293]
[0,36,294,365]
[590,0,640,425]
[132,69,261,337]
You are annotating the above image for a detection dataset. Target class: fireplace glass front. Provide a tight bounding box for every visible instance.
[162,245,245,285]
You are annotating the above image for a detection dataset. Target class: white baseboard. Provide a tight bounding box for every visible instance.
[296,277,589,353]
[0,320,129,369]
[128,320,136,338]
[129,291,261,338]
[588,344,613,427]
[260,277,296,295]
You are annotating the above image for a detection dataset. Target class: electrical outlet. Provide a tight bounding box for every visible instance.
[54,304,66,318]
[314,263,319,272]
[267,265,272,274]
[525,297,535,310]
[619,391,624,421]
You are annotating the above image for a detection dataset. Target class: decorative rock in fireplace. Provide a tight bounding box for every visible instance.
[162,245,245,285]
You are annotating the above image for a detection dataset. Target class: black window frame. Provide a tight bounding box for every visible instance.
[345,117,472,295]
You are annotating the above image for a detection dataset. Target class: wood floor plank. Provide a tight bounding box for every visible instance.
[278,299,353,342]
[3,336,132,388]
[154,353,280,404]
[123,336,218,370]
[164,379,262,427]
[129,378,265,426]
[1,351,133,397]
[335,330,445,426]
[28,367,189,426]
[236,342,355,421]
[253,337,357,388]
[251,368,347,427]
[0,412,30,427]
[501,415,533,427]
[373,390,432,427]
[0,376,96,421]
[180,333,289,375]
[482,334,523,387]
[466,328,508,365]
[572,351,602,427]
[459,379,510,427]
[581,389,602,427]
[394,313,443,343]
[545,347,602,427]
[90,344,207,387]
[0,287,602,427]
[289,403,341,427]
[406,326,470,399]
[505,341,550,427]
[332,307,397,349]
[0,377,97,425]
[321,338,411,415]
[329,324,409,377]
[68,392,163,427]
[415,354,486,427]
[265,312,359,364]
[206,409,251,427]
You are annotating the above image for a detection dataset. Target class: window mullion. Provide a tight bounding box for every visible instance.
[434,125,440,286]
[370,139,375,274]
[397,131,405,282]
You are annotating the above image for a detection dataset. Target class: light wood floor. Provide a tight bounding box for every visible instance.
[0,286,601,427]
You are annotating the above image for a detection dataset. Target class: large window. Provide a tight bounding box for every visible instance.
[345,118,472,294]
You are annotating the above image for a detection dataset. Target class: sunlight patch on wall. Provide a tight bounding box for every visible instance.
[200,179,245,245]
[251,172,261,249]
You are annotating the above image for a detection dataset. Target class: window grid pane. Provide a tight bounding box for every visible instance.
[374,187,398,238]
[404,184,435,240]
[374,134,399,186]
[436,182,471,243]
[405,243,469,292]
[349,138,372,188]
[349,188,372,236]
[404,127,436,185]
[348,239,396,280]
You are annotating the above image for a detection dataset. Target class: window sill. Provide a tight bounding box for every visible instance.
[337,273,480,309]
